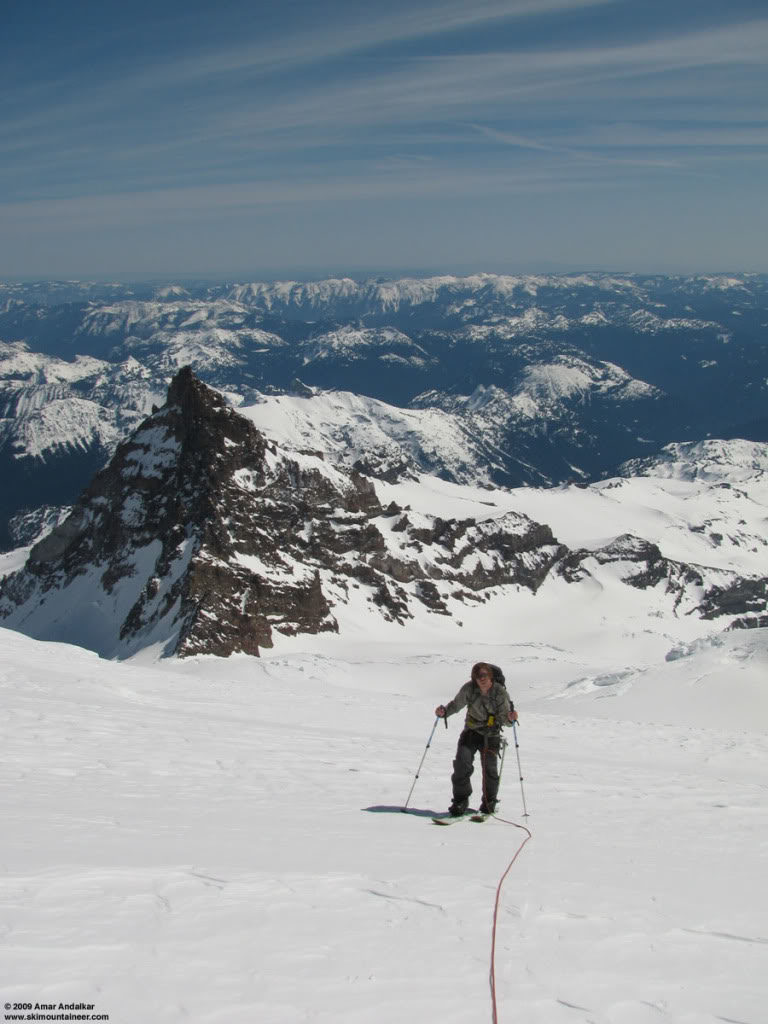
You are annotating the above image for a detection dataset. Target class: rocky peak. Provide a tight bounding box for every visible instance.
[4,369,763,659]
[0,369,565,658]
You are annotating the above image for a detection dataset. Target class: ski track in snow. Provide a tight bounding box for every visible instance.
[1,628,767,1024]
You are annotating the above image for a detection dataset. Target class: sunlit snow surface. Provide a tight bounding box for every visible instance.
[1,461,768,1023]
[238,389,494,484]
[1,623,767,1024]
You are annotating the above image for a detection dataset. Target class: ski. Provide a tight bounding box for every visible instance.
[432,812,474,826]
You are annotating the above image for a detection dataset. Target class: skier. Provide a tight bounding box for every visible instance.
[435,662,518,817]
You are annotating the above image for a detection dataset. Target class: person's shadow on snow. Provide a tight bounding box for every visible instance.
[362,805,440,817]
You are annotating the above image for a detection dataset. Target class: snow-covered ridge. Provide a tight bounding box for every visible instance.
[518,358,659,408]
[626,309,722,334]
[0,342,106,385]
[225,272,761,311]
[621,439,768,483]
[503,439,768,579]
[412,356,660,461]
[299,326,429,366]
[221,271,765,313]
[77,298,256,338]
[1,271,763,310]
[0,344,163,462]
[239,387,494,485]
[225,273,646,313]
[3,396,123,460]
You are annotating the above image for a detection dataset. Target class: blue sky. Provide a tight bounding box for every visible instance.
[2,0,767,278]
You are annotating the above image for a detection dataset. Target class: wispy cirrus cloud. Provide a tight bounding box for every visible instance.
[2,0,767,275]
[1,0,617,133]
[1,156,653,237]
[5,12,766,146]
[154,20,768,158]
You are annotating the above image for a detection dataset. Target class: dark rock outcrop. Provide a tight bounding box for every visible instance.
[699,578,768,623]
[556,533,768,622]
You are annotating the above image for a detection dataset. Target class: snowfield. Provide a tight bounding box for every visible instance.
[238,388,492,485]
[1,617,767,1024]
[1,451,768,1023]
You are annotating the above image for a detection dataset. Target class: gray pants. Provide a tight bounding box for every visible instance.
[451,729,501,809]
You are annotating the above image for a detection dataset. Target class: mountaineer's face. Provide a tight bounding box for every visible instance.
[475,670,492,694]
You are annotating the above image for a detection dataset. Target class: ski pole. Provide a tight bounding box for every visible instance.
[498,736,508,788]
[402,716,441,812]
[511,721,529,818]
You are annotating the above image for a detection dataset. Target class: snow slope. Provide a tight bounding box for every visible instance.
[2,440,768,1023]
[238,388,495,484]
[1,619,766,1024]
[236,401,768,581]
[420,456,768,579]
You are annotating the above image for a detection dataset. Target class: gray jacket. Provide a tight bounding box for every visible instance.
[444,680,510,733]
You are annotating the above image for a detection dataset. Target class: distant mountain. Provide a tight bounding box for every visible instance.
[1,272,767,547]
[620,438,768,483]
[2,371,765,659]
[237,386,496,486]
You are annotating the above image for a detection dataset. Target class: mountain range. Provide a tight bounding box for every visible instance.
[1,369,766,659]
[2,272,767,549]
[2,278,766,1024]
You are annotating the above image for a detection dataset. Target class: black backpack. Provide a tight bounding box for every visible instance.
[490,664,515,712]
[490,664,506,688]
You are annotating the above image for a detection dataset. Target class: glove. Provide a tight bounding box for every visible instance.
[435,705,446,718]
[507,710,518,723]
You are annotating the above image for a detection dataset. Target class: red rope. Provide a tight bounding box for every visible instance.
[488,815,532,1024]
[480,742,532,1024]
